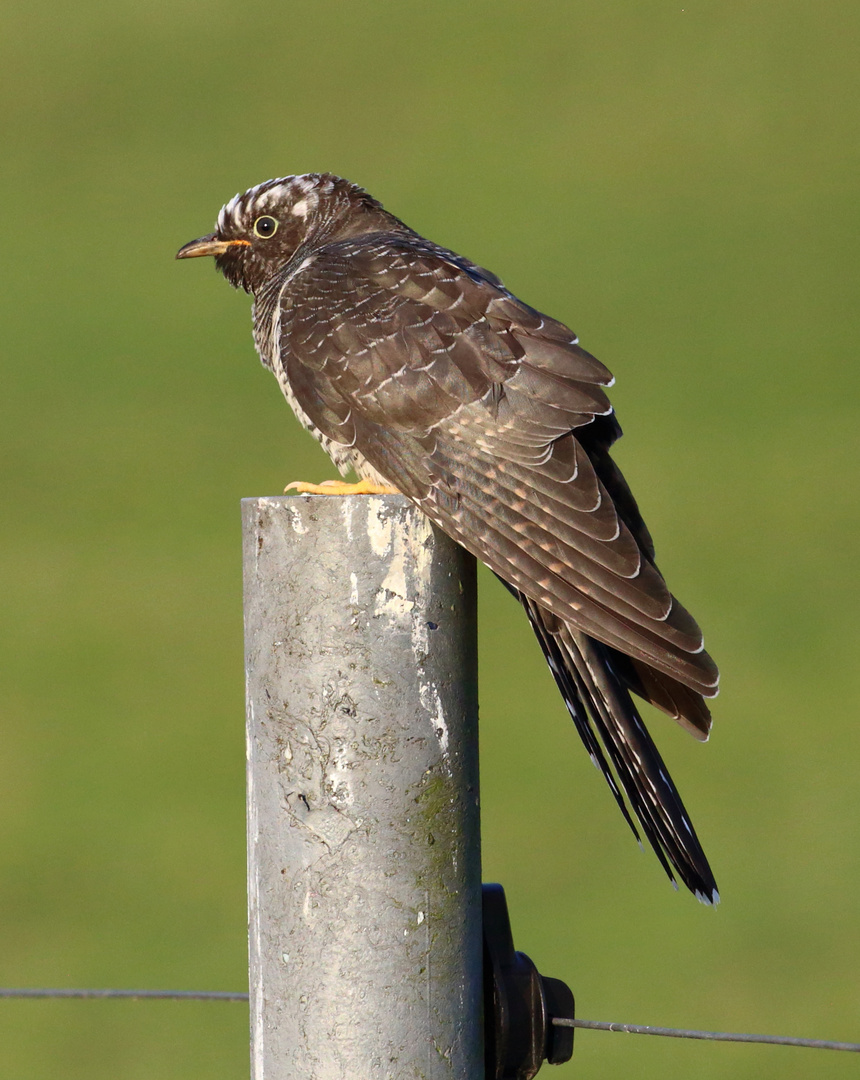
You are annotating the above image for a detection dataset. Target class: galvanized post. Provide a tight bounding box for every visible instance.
[242,494,482,1079]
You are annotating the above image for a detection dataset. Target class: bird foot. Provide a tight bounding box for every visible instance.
[284,479,401,496]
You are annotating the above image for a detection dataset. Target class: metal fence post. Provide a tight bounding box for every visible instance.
[242,494,482,1079]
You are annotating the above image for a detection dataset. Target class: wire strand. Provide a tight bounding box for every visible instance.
[0,989,248,1002]
[553,1017,860,1053]
[2,989,858,1052]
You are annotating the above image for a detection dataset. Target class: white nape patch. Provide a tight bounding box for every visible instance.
[295,173,334,197]
[255,181,299,212]
[216,174,329,233]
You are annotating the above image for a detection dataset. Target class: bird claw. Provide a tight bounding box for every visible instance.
[283,479,400,496]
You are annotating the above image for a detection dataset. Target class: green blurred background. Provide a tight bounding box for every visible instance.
[1,2,858,1076]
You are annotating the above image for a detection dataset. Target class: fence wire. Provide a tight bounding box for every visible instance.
[1,988,858,1053]
[553,1017,860,1053]
[0,989,246,1002]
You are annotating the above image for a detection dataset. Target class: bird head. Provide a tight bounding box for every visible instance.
[176,173,401,294]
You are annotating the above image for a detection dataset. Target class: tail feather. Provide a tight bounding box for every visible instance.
[519,590,719,904]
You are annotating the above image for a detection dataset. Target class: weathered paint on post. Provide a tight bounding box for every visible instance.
[242,494,482,1079]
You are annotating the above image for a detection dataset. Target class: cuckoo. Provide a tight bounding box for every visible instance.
[178,173,720,903]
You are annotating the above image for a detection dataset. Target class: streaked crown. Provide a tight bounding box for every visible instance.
[177,173,402,294]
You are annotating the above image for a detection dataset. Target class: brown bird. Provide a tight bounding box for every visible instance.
[177,173,719,903]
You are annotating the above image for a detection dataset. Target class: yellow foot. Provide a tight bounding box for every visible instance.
[284,479,401,496]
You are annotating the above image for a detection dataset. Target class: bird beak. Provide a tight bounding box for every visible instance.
[175,234,251,259]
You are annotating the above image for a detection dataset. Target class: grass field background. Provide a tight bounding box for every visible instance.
[1,3,858,1077]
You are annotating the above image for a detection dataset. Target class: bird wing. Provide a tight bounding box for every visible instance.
[274,232,720,898]
[277,233,718,700]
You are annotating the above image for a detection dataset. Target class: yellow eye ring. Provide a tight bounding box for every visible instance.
[253,215,279,239]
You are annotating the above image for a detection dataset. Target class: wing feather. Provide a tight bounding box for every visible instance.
[278,235,719,705]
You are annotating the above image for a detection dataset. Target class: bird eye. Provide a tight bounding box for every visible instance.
[253,215,279,239]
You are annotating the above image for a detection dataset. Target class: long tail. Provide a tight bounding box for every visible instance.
[518,590,719,904]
